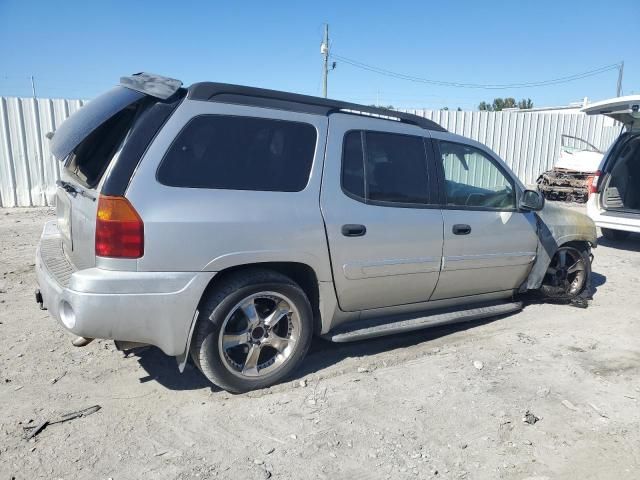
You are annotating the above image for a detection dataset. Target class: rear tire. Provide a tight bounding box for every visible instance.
[190,269,313,393]
[601,228,630,241]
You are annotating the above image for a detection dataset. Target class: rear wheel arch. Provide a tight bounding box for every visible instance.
[189,266,315,392]
[198,262,322,335]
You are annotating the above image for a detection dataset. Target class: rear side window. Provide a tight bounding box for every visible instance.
[157,115,317,192]
[341,130,431,205]
[65,103,140,188]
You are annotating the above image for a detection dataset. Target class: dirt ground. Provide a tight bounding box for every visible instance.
[1,205,639,480]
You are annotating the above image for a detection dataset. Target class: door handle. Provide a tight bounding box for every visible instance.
[452,224,471,235]
[341,224,367,237]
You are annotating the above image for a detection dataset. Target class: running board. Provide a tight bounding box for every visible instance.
[325,301,523,343]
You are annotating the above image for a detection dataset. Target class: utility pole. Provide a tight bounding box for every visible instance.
[30,75,36,98]
[321,24,329,98]
[616,61,624,97]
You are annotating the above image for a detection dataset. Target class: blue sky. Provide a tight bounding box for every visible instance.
[1,0,638,109]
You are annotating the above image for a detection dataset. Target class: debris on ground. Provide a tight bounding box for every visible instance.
[50,371,67,384]
[473,360,484,370]
[23,405,102,440]
[570,296,589,308]
[522,411,540,425]
[562,399,580,411]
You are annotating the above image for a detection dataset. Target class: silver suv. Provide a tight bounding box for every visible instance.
[35,73,597,392]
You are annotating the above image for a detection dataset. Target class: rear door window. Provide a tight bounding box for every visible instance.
[64,104,141,188]
[341,130,432,206]
[157,115,317,192]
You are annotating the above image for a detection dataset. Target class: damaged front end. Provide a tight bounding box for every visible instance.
[524,202,597,291]
[536,135,603,203]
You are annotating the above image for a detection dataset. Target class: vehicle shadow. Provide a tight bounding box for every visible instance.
[597,233,640,252]
[292,316,506,381]
[130,315,508,392]
[591,271,607,290]
[132,347,216,391]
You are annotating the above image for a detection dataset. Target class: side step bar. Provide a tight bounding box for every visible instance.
[325,301,523,343]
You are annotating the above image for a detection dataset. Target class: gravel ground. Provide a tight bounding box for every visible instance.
[1,206,639,480]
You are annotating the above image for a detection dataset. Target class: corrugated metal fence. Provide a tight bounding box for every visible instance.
[0,96,621,207]
[406,108,620,187]
[0,97,86,207]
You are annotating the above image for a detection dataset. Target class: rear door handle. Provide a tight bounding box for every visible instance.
[452,224,471,235]
[341,224,367,237]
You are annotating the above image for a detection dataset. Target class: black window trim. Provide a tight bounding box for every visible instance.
[433,139,519,213]
[155,113,318,193]
[339,128,440,210]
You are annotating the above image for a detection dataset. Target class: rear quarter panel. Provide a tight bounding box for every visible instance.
[125,100,333,282]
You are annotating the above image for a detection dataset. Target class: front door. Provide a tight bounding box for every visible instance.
[429,136,538,300]
[321,114,444,312]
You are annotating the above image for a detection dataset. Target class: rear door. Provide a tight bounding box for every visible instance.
[582,95,640,132]
[52,87,146,269]
[429,134,538,300]
[583,96,640,212]
[50,75,182,269]
[321,114,443,312]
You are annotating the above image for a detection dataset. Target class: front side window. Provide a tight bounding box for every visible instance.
[157,115,317,192]
[341,130,431,205]
[439,141,516,210]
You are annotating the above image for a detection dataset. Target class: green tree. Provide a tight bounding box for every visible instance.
[479,97,534,111]
[518,98,534,109]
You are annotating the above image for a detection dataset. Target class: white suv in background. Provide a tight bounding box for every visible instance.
[584,96,640,240]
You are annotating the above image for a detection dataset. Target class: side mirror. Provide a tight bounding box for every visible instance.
[519,189,544,211]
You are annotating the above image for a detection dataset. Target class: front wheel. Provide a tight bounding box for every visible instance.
[540,245,591,300]
[601,228,630,241]
[190,269,313,393]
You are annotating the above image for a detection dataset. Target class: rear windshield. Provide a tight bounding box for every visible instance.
[157,115,317,192]
[64,103,142,187]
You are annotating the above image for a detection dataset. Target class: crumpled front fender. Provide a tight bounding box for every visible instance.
[524,202,597,290]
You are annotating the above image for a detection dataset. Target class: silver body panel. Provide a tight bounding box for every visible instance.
[127,100,334,282]
[36,94,598,360]
[320,114,443,312]
[36,222,215,355]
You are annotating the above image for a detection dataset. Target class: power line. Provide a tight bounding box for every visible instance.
[330,53,622,90]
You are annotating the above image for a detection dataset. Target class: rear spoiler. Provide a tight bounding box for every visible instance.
[49,73,183,160]
[119,72,183,100]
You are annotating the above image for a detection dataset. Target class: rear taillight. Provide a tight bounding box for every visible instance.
[587,170,601,197]
[95,195,144,258]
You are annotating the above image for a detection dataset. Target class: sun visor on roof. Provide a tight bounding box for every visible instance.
[119,72,183,100]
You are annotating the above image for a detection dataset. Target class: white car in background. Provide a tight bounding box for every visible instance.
[584,96,640,240]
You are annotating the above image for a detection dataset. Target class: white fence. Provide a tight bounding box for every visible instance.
[0,97,86,207]
[406,108,620,187]
[0,96,621,207]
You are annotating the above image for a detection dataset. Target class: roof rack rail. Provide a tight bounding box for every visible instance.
[187,82,446,132]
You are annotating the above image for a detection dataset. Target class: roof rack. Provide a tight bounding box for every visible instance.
[187,82,446,132]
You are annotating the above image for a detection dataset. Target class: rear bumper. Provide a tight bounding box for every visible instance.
[587,196,640,233]
[35,221,215,356]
